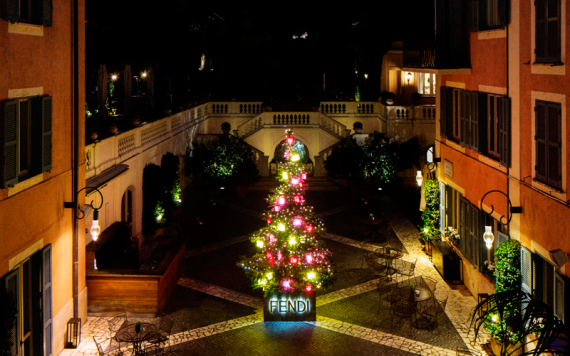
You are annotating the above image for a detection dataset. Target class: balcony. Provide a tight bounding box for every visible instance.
[403,39,470,73]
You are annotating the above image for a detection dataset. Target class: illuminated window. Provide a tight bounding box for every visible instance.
[417,73,436,96]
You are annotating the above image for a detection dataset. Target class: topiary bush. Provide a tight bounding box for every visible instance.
[420,179,440,242]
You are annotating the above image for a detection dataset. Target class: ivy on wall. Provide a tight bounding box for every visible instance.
[420,179,440,242]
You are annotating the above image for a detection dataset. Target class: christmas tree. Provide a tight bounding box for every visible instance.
[239,130,333,295]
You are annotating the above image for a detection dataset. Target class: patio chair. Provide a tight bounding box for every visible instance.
[365,254,387,277]
[93,336,123,356]
[107,313,127,353]
[394,259,417,286]
[420,295,449,328]
[147,313,173,354]
[456,347,482,355]
[376,281,398,313]
[423,276,438,292]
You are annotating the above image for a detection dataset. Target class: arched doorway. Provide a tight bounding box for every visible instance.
[270,139,313,176]
[121,186,134,236]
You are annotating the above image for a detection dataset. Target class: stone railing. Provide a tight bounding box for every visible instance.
[208,101,264,115]
[86,108,205,178]
[378,103,436,121]
[320,101,378,115]
[236,112,348,139]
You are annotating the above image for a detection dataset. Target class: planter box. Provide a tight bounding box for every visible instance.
[263,291,316,321]
[490,337,523,356]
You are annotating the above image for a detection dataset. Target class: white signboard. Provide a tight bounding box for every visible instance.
[444,160,453,178]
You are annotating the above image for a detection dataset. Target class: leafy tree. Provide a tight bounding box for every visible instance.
[161,153,182,214]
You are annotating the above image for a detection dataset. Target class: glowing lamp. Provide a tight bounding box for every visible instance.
[292,218,303,227]
[305,285,313,292]
[274,206,281,212]
[299,182,303,188]
[90,210,101,241]
[278,223,285,231]
[307,272,316,280]
[306,254,314,264]
[294,195,301,204]
[291,154,300,162]
[266,252,273,259]
[301,173,307,180]
[291,177,300,185]
[282,279,291,289]
[289,236,297,245]
[483,226,494,249]
[282,172,289,180]
[290,256,299,265]
[286,136,295,145]
[416,170,423,186]
[256,240,264,248]
[278,196,286,205]
[423,228,428,233]
[141,71,147,78]
[111,74,118,81]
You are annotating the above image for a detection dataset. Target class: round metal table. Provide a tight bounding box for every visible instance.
[115,322,158,355]
[393,286,434,328]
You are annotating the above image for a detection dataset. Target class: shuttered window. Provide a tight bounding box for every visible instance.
[460,197,482,268]
[535,100,562,190]
[1,96,52,189]
[535,0,561,63]
[439,181,446,235]
[470,92,479,152]
[4,269,19,356]
[440,87,481,150]
[440,86,447,138]
[42,245,53,356]
[468,0,509,32]
[533,254,566,323]
[0,0,51,26]
[498,96,511,167]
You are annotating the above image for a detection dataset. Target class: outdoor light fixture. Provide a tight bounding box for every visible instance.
[110,74,118,81]
[415,170,423,186]
[406,72,412,85]
[480,190,522,249]
[141,71,147,78]
[364,73,368,79]
[426,146,441,171]
[64,187,104,241]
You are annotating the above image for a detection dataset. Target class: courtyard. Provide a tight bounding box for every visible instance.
[62,186,489,356]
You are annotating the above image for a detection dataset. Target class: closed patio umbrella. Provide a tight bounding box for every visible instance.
[97,64,108,126]
[124,65,132,118]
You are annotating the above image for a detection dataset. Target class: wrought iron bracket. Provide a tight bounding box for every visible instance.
[64,186,104,220]
[480,189,522,226]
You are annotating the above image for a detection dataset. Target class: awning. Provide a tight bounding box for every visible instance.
[86,164,129,193]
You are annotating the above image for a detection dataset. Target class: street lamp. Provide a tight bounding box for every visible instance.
[406,72,412,85]
[64,187,104,241]
[479,190,522,249]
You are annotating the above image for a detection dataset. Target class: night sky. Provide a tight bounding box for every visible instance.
[86,0,434,107]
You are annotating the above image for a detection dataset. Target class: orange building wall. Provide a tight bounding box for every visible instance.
[0,0,86,335]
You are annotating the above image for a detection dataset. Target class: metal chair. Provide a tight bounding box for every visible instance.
[376,281,398,313]
[423,276,438,292]
[93,336,123,356]
[394,259,417,286]
[147,313,173,354]
[94,337,107,356]
[420,295,449,328]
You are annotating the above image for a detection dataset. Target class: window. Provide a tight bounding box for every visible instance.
[459,197,482,269]
[1,96,52,189]
[535,0,561,63]
[417,73,436,96]
[468,0,508,32]
[3,245,52,356]
[535,100,562,190]
[533,254,567,322]
[0,0,52,26]
[440,86,480,151]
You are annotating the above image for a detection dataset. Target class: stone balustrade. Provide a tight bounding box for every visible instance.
[209,101,264,115]
[320,101,378,115]
[378,103,436,121]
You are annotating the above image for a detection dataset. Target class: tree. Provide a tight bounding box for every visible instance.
[239,130,333,295]
[161,153,182,214]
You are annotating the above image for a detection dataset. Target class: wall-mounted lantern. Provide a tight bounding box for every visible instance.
[64,186,104,241]
[480,190,522,249]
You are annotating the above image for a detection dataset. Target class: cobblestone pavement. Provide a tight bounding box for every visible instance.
[62,191,490,356]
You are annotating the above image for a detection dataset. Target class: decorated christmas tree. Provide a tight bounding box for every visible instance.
[239,130,333,296]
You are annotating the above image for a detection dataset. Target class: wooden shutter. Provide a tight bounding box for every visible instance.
[440,86,447,138]
[535,0,561,63]
[470,92,479,151]
[447,87,454,140]
[478,93,488,155]
[460,91,469,146]
[471,205,480,270]
[1,100,19,188]
[5,269,20,356]
[42,0,52,27]
[459,197,467,257]
[1,0,19,23]
[498,97,511,167]
[41,97,52,173]
[554,273,565,322]
[439,181,446,234]
[535,102,548,183]
[498,0,509,27]
[547,103,562,189]
[42,244,53,356]
[468,0,480,32]
[521,247,532,296]
[533,254,545,302]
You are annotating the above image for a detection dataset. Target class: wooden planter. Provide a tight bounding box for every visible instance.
[263,291,316,321]
[490,337,523,356]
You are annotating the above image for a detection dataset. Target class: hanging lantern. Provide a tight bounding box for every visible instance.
[256,240,264,248]
[289,236,297,245]
[307,272,316,280]
[291,154,300,162]
[306,254,314,264]
[290,256,299,265]
[305,224,314,233]
[278,223,285,231]
[483,226,495,249]
[416,170,423,186]
[278,196,286,205]
[282,172,289,180]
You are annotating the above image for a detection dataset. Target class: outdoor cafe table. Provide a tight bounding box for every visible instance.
[115,322,158,355]
[374,248,403,281]
[393,285,434,328]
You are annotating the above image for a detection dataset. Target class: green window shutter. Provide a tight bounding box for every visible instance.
[440,86,447,138]
[470,92,479,152]
[1,100,19,188]
[554,273,565,322]
[446,87,454,140]
[460,90,469,147]
[459,197,467,257]
[535,101,548,183]
[478,92,488,155]
[471,205,480,270]
[4,268,20,356]
[535,0,561,63]
[547,103,562,189]
[468,0,480,32]
[42,0,52,26]
[498,97,511,167]
[521,247,532,295]
[42,244,53,356]
[41,96,52,173]
[439,181,446,235]
[1,0,19,23]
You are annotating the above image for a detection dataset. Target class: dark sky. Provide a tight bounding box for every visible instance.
[86,1,434,104]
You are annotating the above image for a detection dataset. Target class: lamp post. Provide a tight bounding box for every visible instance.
[479,190,522,249]
[64,187,104,241]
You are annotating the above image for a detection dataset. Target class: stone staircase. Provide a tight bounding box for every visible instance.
[250,176,338,191]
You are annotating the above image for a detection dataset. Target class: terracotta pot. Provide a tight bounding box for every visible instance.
[490,338,523,356]
[89,132,98,141]
[131,118,140,126]
[236,185,249,198]
[108,125,118,135]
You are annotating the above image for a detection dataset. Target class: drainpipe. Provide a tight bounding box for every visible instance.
[506,23,510,237]
[72,0,80,319]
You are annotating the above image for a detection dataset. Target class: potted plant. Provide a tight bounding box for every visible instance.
[131,110,141,127]
[385,244,391,254]
[385,92,395,105]
[134,321,141,333]
[409,283,415,292]
[87,117,99,141]
[107,117,118,135]
[353,122,363,134]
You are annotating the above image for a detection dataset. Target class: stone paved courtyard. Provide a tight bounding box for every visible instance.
[62,187,491,356]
